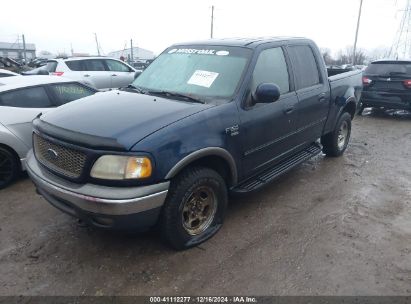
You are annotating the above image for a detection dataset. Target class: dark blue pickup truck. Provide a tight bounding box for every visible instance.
[27,37,362,249]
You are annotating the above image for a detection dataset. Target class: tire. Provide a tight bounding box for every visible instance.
[321,112,352,157]
[160,166,228,250]
[0,146,19,189]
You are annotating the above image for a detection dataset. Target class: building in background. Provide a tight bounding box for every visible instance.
[108,46,155,62]
[0,42,36,60]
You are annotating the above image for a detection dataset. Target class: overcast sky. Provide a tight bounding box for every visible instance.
[0,0,406,57]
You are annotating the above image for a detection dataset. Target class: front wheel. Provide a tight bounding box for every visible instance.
[160,167,228,250]
[321,112,352,157]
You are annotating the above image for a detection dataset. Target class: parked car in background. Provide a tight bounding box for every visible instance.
[0,76,97,189]
[361,60,411,113]
[0,69,19,77]
[43,57,137,89]
[26,37,362,249]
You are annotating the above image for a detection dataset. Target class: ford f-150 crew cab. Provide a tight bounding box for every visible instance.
[26,37,362,249]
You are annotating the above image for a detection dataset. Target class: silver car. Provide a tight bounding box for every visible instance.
[0,75,97,188]
[43,57,137,89]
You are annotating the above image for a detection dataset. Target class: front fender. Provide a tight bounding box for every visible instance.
[165,147,238,184]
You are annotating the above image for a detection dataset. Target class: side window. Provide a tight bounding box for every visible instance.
[252,47,290,95]
[84,59,106,71]
[50,83,96,105]
[105,59,131,72]
[0,86,52,108]
[288,45,321,89]
[66,60,85,71]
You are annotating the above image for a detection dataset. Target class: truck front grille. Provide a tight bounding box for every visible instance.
[33,133,87,179]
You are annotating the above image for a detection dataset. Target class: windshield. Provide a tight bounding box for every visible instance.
[365,62,411,76]
[132,46,252,102]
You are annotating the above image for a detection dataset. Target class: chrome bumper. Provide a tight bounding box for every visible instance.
[26,150,169,216]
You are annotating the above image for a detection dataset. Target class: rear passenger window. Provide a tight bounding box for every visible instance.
[50,83,96,105]
[252,47,290,94]
[288,45,321,89]
[0,86,52,108]
[84,60,106,71]
[66,60,85,71]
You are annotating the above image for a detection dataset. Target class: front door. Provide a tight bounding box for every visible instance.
[239,47,299,176]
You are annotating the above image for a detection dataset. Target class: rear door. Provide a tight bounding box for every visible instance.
[105,59,135,88]
[0,86,54,147]
[82,59,111,89]
[239,46,299,175]
[287,44,330,143]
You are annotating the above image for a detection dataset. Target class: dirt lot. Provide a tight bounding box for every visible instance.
[0,109,410,296]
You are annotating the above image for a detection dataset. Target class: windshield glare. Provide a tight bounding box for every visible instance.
[132,46,251,101]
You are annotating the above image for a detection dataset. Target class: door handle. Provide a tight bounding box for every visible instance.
[284,106,295,114]
[318,93,327,102]
[111,74,117,76]
[84,74,90,77]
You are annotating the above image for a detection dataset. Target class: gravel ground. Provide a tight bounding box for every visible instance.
[0,109,410,296]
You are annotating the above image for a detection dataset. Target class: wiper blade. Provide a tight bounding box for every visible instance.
[146,90,205,104]
[120,84,145,93]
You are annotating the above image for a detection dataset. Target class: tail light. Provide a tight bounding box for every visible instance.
[362,76,372,86]
[403,79,411,89]
[52,72,64,76]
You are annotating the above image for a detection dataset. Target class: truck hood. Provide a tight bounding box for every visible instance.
[39,90,213,150]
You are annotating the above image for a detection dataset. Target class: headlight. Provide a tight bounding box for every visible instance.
[90,155,152,180]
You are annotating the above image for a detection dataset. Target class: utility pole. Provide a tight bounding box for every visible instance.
[353,0,363,65]
[22,34,27,63]
[130,39,134,63]
[210,5,214,39]
[94,33,100,56]
[71,43,74,56]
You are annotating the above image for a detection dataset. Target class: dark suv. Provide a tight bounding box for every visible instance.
[361,60,411,113]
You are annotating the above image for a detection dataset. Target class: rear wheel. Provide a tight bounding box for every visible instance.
[321,112,352,157]
[160,167,228,250]
[0,147,19,189]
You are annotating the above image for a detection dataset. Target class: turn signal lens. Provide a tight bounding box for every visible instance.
[125,157,152,179]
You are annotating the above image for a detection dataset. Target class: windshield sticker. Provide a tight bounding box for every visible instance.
[216,50,229,56]
[169,48,216,55]
[187,70,219,88]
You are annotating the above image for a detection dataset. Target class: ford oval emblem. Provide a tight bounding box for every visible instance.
[47,148,58,160]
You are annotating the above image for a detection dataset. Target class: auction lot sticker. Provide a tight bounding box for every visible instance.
[187,70,219,88]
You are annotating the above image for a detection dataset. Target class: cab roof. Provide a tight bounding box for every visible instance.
[0,75,75,92]
[172,36,310,48]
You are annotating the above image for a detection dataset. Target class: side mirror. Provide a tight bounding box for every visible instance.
[134,71,142,79]
[254,83,281,103]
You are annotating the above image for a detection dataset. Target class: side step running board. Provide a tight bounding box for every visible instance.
[231,142,322,194]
